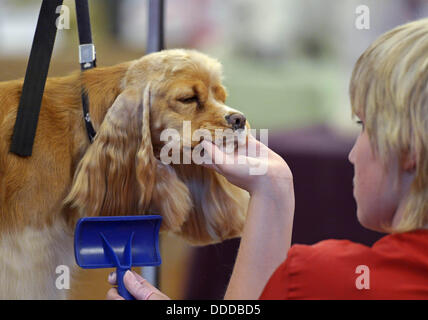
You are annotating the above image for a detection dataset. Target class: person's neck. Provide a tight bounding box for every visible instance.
[390,169,414,230]
[389,171,428,231]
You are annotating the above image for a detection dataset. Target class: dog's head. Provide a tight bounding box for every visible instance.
[126,49,248,154]
[65,49,250,244]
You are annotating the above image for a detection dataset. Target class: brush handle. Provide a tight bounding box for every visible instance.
[117,268,135,300]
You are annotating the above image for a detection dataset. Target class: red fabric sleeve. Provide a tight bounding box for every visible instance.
[259,245,298,300]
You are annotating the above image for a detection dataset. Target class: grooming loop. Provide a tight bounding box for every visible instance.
[78,44,96,70]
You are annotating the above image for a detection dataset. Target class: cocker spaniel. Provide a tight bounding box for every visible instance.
[0,49,250,299]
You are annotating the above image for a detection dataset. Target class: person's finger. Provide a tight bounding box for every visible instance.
[108,270,147,285]
[246,132,269,153]
[125,270,171,300]
[130,271,167,297]
[123,270,157,300]
[108,271,117,285]
[106,287,125,300]
[130,270,144,282]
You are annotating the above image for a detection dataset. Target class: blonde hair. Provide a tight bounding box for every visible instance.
[349,19,428,232]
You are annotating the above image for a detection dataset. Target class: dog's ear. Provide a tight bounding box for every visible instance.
[135,88,192,231]
[171,164,249,244]
[64,86,156,219]
[149,161,193,232]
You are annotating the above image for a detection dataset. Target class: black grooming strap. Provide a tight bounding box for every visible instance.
[75,0,97,142]
[9,0,64,157]
[10,0,162,154]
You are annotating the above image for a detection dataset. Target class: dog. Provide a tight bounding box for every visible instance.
[0,49,250,299]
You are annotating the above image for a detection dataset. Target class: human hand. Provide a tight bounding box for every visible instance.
[200,132,293,195]
[106,270,170,300]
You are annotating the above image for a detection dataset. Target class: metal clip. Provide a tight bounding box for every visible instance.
[79,43,96,64]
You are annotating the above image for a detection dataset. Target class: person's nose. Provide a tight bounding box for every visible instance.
[225,113,246,131]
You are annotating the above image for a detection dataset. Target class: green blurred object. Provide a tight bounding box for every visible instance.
[221,56,349,131]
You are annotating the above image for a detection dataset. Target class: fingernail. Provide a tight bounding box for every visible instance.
[124,270,140,287]
[124,270,135,280]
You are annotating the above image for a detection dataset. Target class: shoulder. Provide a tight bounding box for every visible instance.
[260,239,372,299]
[285,239,373,281]
[288,238,371,264]
[261,232,428,299]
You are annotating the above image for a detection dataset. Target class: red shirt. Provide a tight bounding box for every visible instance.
[259,230,428,299]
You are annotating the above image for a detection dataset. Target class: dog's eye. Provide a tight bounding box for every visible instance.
[178,96,198,104]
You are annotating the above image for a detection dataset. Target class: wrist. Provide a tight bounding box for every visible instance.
[249,171,294,199]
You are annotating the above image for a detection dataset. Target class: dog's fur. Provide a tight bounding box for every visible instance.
[0,49,249,299]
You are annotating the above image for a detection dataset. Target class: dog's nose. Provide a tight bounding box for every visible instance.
[225,113,246,130]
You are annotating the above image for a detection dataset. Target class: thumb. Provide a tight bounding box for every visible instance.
[123,270,154,300]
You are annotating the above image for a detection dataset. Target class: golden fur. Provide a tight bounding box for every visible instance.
[0,49,249,299]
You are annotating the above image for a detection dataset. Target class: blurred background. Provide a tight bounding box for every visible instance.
[1,0,426,299]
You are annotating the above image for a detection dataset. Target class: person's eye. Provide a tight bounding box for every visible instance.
[356,120,364,130]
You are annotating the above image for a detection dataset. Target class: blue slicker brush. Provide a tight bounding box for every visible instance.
[74,215,162,300]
